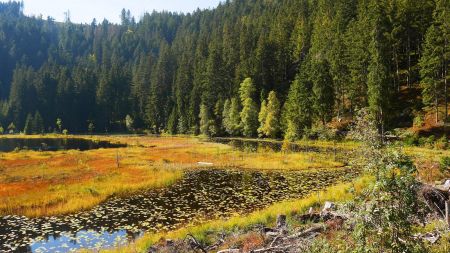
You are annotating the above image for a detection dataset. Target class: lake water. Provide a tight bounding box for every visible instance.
[0,138,126,152]
[211,138,342,153]
[0,168,357,252]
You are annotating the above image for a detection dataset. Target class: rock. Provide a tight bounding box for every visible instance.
[265,232,279,237]
[166,239,174,246]
[261,227,277,234]
[443,180,450,191]
[322,201,336,212]
[276,214,287,229]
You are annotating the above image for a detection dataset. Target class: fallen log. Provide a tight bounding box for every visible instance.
[284,225,324,241]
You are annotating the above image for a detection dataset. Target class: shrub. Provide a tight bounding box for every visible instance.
[434,136,448,150]
[413,114,424,128]
[404,133,419,146]
[440,156,450,173]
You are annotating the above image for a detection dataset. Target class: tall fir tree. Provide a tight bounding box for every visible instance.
[262,91,281,138]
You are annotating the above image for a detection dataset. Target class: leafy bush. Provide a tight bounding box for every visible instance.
[440,156,450,173]
[434,136,448,150]
[413,114,424,128]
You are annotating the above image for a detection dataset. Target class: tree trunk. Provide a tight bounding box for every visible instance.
[407,35,411,88]
[436,81,439,124]
[444,36,448,124]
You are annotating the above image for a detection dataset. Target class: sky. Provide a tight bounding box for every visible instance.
[11,0,223,24]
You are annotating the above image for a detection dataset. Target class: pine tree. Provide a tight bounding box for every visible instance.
[311,60,334,125]
[23,113,33,135]
[367,0,393,134]
[222,99,231,135]
[282,71,312,140]
[419,0,449,123]
[263,91,281,138]
[258,100,267,137]
[7,122,16,134]
[33,111,44,134]
[239,78,258,137]
[225,97,242,136]
[199,103,211,136]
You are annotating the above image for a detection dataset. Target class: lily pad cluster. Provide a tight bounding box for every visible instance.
[0,168,356,252]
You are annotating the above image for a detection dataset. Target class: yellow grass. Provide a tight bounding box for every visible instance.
[0,135,347,217]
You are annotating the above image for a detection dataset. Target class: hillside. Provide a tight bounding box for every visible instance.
[0,0,448,138]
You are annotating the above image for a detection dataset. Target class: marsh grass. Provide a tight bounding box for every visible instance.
[1,134,445,217]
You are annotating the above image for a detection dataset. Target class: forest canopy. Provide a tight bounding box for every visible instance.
[0,0,448,138]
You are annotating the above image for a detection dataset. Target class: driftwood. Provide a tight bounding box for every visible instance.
[185,234,208,253]
[420,185,449,217]
[285,225,324,241]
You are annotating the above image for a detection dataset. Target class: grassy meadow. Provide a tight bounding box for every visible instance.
[0,135,347,217]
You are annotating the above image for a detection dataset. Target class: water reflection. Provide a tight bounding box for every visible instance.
[1,168,356,252]
[0,138,126,152]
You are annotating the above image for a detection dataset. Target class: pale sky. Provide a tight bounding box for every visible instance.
[8,0,223,24]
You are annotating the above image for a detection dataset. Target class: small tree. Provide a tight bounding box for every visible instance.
[33,111,44,134]
[258,100,267,138]
[262,91,281,138]
[224,98,242,136]
[23,113,33,135]
[240,98,258,137]
[8,122,16,134]
[199,103,211,136]
[88,122,95,134]
[56,118,62,133]
[125,114,134,132]
[350,108,424,252]
[239,78,258,137]
[0,125,3,134]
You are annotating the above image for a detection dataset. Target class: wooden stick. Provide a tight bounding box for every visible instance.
[446,200,450,227]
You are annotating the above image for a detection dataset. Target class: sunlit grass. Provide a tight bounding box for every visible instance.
[0,135,348,217]
[0,146,183,217]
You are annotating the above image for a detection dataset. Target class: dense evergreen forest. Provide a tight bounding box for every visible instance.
[0,0,448,138]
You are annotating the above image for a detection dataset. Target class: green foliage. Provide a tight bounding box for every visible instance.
[223,98,242,136]
[434,136,448,150]
[413,114,424,128]
[33,111,45,134]
[257,100,267,138]
[62,129,68,135]
[403,133,420,146]
[88,122,95,134]
[419,0,449,123]
[0,0,446,137]
[311,61,334,125]
[240,98,258,138]
[125,114,134,133]
[23,113,33,135]
[238,78,256,103]
[56,118,62,133]
[0,125,3,134]
[282,71,312,141]
[353,152,423,253]
[199,104,211,136]
[440,156,450,173]
[7,122,15,134]
[350,108,424,253]
[261,91,281,138]
[239,78,258,137]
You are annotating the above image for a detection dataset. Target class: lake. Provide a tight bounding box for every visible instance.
[0,168,357,252]
[0,138,126,152]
